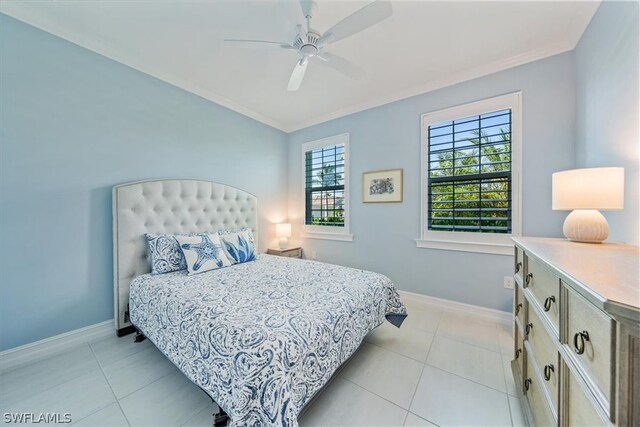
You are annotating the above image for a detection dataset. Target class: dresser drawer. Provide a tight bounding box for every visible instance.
[514,324,524,386]
[283,249,301,257]
[566,365,607,427]
[525,349,556,427]
[515,246,524,282]
[565,284,613,406]
[515,283,525,326]
[525,256,560,333]
[526,307,559,414]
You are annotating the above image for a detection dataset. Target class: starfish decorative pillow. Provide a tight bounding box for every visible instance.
[175,233,232,275]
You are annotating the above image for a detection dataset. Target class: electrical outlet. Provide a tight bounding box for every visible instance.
[311,251,317,260]
[504,276,515,289]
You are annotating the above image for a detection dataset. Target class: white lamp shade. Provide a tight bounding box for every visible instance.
[552,167,624,211]
[275,223,292,238]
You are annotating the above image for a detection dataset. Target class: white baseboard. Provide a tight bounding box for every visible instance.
[0,320,114,373]
[399,290,513,326]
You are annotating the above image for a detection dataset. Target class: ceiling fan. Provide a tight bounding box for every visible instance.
[224,0,393,91]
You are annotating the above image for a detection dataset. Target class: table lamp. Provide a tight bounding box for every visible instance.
[276,223,292,249]
[552,167,624,243]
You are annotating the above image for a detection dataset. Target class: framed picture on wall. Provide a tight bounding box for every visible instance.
[362,169,403,203]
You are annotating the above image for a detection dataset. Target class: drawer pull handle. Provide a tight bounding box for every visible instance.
[543,296,555,312]
[515,348,522,359]
[543,364,555,381]
[573,330,590,355]
[525,273,533,285]
[515,303,522,315]
[525,323,533,337]
[515,262,522,273]
[524,378,532,391]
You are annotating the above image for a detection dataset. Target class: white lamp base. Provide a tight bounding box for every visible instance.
[563,209,609,243]
[278,237,288,250]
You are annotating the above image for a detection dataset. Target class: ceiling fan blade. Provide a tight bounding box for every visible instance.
[224,39,295,50]
[316,52,365,80]
[319,0,392,45]
[287,59,308,91]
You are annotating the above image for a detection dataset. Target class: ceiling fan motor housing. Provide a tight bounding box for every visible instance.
[295,31,320,56]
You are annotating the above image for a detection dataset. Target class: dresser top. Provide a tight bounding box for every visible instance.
[513,237,639,315]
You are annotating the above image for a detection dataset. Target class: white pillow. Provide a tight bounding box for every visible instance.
[175,233,232,275]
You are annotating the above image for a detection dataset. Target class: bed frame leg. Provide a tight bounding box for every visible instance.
[196,384,228,426]
[133,328,146,343]
[213,408,228,427]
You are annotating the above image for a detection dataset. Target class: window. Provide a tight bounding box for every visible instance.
[417,93,521,255]
[301,134,352,241]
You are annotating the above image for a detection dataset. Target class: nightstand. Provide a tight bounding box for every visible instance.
[267,247,302,258]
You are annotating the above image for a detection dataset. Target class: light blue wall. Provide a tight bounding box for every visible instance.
[6,3,635,351]
[288,53,576,313]
[575,1,639,245]
[0,15,289,351]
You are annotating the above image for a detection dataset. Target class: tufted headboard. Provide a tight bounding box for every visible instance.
[112,179,258,334]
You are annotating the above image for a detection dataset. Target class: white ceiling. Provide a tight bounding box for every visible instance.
[1,1,600,132]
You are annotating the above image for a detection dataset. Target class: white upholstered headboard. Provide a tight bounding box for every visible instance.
[112,179,258,334]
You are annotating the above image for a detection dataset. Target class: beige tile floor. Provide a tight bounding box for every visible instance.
[0,296,525,426]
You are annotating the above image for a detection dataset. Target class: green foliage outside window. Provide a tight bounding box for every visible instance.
[429,128,511,232]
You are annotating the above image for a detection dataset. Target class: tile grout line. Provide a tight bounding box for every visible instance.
[402,302,509,355]
[406,314,441,427]
[338,375,409,417]
[86,342,132,427]
[435,333,505,355]
[97,341,179,401]
[0,343,107,414]
[364,337,433,364]
[364,310,502,363]
[115,366,178,401]
[434,314,505,354]
[401,410,409,427]
[424,363,511,397]
[90,335,152,370]
[424,357,509,395]
[360,305,511,424]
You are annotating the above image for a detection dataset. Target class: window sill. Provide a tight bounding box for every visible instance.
[301,232,354,242]
[414,238,513,255]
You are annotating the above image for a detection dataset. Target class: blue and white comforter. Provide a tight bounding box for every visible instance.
[129,255,407,426]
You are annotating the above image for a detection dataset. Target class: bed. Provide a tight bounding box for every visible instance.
[113,179,407,426]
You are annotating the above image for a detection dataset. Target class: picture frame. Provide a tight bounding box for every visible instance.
[362,168,403,203]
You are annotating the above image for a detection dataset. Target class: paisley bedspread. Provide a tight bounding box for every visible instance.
[129,254,407,426]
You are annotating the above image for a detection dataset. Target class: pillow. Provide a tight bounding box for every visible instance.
[219,228,257,264]
[175,233,232,275]
[144,233,190,274]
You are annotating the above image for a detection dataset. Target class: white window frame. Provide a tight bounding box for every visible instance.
[416,92,522,255]
[301,133,353,242]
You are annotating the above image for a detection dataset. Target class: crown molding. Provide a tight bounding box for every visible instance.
[284,40,576,132]
[2,4,586,135]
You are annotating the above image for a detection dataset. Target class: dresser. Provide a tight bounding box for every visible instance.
[511,237,639,426]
